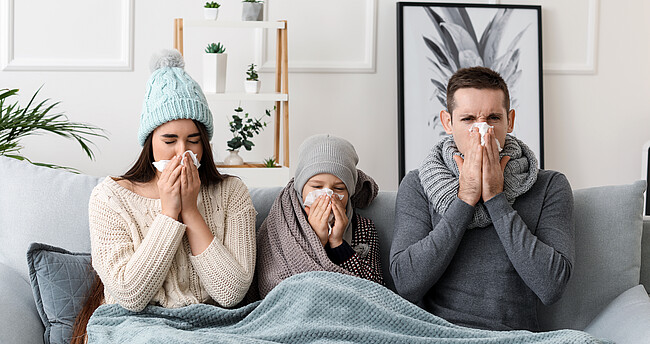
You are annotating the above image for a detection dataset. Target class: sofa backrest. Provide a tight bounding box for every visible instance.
[0,157,101,282]
[0,156,647,331]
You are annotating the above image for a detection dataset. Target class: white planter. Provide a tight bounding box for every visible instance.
[203,53,227,93]
[224,150,244,165]
[244,80,260,94]
[204,8,219,20]
[242,2,263,21]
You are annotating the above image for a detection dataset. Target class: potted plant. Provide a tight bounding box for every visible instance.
[244,63,260,94]
[224,106,272,165]
[203,42,227,93]
[0,88,106,172]
[242,0,263,21]
[204,2,221,20]
[263,156,278,167]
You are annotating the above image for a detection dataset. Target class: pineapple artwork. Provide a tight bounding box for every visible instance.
[423,7,529,138]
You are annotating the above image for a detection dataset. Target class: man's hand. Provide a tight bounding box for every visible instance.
[454,128,483,206]
[481,128,510,201]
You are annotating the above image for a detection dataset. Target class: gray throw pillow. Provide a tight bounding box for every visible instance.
[584,284,650,344]
[27,242,95,344]
[537,180,647,330]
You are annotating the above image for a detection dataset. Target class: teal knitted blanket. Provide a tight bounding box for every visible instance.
[87,271,610,343]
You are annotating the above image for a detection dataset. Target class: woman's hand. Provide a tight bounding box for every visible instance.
[305,195,332,247]
[180,154,201,219]
[158,155,183,220]
[328,195,349,248]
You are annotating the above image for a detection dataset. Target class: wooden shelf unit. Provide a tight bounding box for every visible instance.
[173,18,290,168]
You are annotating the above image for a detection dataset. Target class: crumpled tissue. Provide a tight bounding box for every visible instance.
[152,150,201,172]
[469,122,502,152]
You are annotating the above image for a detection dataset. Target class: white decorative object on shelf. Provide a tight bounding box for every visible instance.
[224,150,244,165]
[203,1,221,20]
[244,80,260,94]
[203,53,227,93]
[242,1,263,21]
[204,7,219,20]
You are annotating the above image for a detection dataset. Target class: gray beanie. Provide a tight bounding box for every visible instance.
[294,134,359,199]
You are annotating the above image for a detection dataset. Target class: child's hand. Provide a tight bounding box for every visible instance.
[305,195,331,246]
[328,195,348,248]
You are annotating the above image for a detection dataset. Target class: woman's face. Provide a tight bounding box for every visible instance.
[302,173,349,206]
[151,119,203,165]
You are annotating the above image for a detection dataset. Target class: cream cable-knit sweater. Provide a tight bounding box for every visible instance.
[89,176,257,312]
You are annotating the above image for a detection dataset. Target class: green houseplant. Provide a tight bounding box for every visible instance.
[244,63,260,94]
[0,88,106,172]
[224,106,272,165]
[204,1,221,20]
[242,0,263,21]
[203,42,227,93]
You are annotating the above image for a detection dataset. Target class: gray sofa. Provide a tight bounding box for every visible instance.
[1,155,649,343]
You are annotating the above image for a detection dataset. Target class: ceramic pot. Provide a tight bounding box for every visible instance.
[224,150,244,165]
[204,8,219,20]
[244,80,260,94]
[203,53,227,93]
[242,2,263,21]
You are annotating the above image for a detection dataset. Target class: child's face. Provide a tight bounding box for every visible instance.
[302,173,349,206]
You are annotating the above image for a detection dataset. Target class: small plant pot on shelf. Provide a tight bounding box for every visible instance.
[242,2,263,21]
[224,150,244,165]
[204,8,219,20]
[244,80,260,94]
[203,53,227,93]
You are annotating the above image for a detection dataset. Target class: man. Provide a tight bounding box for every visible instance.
[390,66,574,331]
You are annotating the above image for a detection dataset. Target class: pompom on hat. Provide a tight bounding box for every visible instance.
[137,49,213,146]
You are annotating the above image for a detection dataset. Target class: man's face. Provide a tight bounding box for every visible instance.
[441,88,515,155]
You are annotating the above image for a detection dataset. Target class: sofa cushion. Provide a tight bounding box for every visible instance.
[584,284,650,343]
[0,262,44,344]
[0,156,101,281]
[27,243,95,344]
[537,180,647,330]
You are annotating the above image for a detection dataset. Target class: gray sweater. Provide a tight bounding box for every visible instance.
[390,169,574,331]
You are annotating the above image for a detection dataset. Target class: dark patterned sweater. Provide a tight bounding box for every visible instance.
[325,213,384,286]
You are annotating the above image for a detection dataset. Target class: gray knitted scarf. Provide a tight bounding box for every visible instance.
[419,134,538,229]
[256,170,379,298]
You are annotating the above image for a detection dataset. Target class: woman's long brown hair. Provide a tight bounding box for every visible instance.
[70,120,225,342]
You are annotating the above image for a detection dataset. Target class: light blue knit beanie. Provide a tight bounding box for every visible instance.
[138,49,213,146]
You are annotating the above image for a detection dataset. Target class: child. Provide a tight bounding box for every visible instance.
[256,134,383,298]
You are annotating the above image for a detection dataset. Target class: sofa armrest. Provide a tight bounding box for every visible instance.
[0,262,44,344]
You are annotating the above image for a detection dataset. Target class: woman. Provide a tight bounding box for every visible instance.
[71,49,256,343]
[255,134,383,298]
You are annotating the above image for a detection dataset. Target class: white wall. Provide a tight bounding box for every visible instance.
[1,0,648,191]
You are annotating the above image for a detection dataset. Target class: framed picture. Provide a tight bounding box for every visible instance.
[397,2,544,181]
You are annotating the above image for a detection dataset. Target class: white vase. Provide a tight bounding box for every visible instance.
[203,53,227,93]
[224,150,244,165]
[244,80,260,94]
[242,2,263,21]
[204,8,219,20]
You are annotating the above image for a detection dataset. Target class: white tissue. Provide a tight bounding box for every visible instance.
[304,188,345,235]
[152,150,201,172]
[469,122,502,152]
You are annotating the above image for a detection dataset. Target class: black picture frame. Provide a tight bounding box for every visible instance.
[397,2,544,182]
